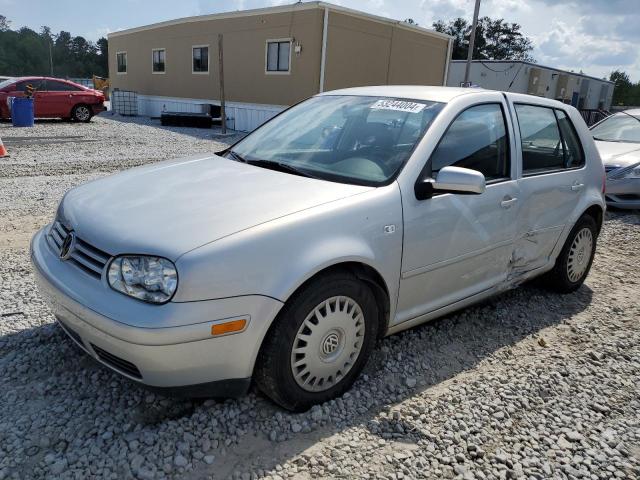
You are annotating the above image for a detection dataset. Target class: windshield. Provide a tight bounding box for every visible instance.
[229,95,444,186]
[0,78,15,90]
[591,113,640,143]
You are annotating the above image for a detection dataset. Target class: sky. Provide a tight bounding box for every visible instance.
[1,0,638,81]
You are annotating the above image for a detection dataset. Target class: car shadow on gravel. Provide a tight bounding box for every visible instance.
[0,282,594,478]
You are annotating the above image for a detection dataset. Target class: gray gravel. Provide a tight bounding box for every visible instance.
[1,115,639,480]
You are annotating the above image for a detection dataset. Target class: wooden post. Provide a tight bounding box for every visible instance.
[218,33,226,134]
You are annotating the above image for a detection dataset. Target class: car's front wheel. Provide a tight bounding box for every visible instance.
[255,271,379,412]
[71,104,93,122]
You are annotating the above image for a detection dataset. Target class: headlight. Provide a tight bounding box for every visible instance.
[624,164,640,179]
[108,255,178,304]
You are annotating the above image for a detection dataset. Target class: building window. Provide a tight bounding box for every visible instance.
[116,52,127,74]
[152,49,166,73]
[266,40,291,73]
[192,46,209,73]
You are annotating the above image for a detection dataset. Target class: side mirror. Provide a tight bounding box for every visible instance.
[414,166,486,200]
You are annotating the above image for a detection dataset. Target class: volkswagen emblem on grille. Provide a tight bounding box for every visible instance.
[59,232,76,260]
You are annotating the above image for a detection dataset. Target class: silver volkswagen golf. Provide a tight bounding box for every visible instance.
[31,86,605,411]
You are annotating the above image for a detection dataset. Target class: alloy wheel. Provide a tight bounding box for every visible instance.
[75,106,91,121]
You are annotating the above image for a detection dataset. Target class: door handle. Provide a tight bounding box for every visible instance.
[571,183,584,191]
[500,197,518,208]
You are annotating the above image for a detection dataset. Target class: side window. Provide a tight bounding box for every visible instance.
[45,81,81,91]
[152,49,166,73]
[14,80,44,92]
[192,46,209,73]
[555,110,585,168]
[515,104,565,174]
[116,52,127,74]
[430,103,510,181]
[266,40,291,73]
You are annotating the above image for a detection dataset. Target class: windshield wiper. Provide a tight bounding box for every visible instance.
[619,110,640,125]
[246,159,318,179]
[226,150,247,162]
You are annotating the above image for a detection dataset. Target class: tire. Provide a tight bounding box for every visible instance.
[71,104,93,122]
[544,215,598,293]
[255,271,379,412]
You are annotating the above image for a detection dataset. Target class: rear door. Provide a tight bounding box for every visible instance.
[506,95,587,272]
[37,80,84,118]
[395,93,520,324]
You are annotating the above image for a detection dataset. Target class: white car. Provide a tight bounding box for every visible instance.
[31,86,605,411]
[590,109,640,209]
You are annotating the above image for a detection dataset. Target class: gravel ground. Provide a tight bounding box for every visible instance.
[1,115,639,480]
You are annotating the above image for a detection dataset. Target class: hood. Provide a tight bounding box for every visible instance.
[594,140,640,167]
[60,154,371,259]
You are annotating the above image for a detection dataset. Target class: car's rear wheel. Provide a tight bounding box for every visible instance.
[255,271,379,412]
[544,215,598,292]
[71,104,92,122]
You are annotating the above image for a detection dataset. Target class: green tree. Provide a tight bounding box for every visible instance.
[0,18,108,78]
[433,16,534,62]
[0,15,10,32]
[609,70,640,106]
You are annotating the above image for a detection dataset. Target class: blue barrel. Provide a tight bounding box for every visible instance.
[11,97,35,127]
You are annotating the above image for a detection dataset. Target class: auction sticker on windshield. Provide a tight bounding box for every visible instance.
[371,99,426,113]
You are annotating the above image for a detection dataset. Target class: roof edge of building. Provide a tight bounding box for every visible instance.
[107,1,452,42]
[450,59,614,85]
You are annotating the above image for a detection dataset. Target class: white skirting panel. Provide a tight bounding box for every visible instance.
[136,95,285,132]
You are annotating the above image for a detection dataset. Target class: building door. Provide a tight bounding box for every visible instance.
[571,91,579,107]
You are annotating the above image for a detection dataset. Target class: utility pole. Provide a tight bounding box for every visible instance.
[463,0,481,86]
[49,38,54,76]
[218,33,226,134]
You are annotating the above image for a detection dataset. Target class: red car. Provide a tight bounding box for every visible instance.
[0,76,106,122]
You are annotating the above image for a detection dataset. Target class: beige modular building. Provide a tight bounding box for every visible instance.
[108,1,452,131]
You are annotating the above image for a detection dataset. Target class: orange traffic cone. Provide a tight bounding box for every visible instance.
[0,136,8,158]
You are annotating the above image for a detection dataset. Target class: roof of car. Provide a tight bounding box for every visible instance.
[9,76,80,83]
[318,86,480,103]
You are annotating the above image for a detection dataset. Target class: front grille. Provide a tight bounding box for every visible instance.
[48,221,111,279]
[91,344,143,379]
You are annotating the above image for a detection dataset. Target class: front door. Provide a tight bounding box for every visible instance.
[8,79,46,117]
[508,101,587,272]
[395,99,519,325]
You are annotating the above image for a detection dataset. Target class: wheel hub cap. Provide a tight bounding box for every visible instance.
[290,296,365,393]
[567,227,593,283]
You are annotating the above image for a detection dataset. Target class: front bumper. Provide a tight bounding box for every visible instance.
[92,103,107,114]
[605,177,640,209]
[30,227,283,392]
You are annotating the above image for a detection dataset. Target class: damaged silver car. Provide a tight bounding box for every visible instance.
[31,86,605,411]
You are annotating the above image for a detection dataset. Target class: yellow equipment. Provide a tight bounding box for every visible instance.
[93,75,110,100]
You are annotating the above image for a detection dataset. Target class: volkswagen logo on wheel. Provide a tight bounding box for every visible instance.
[59,232,76,260]
[322,332,340,355]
